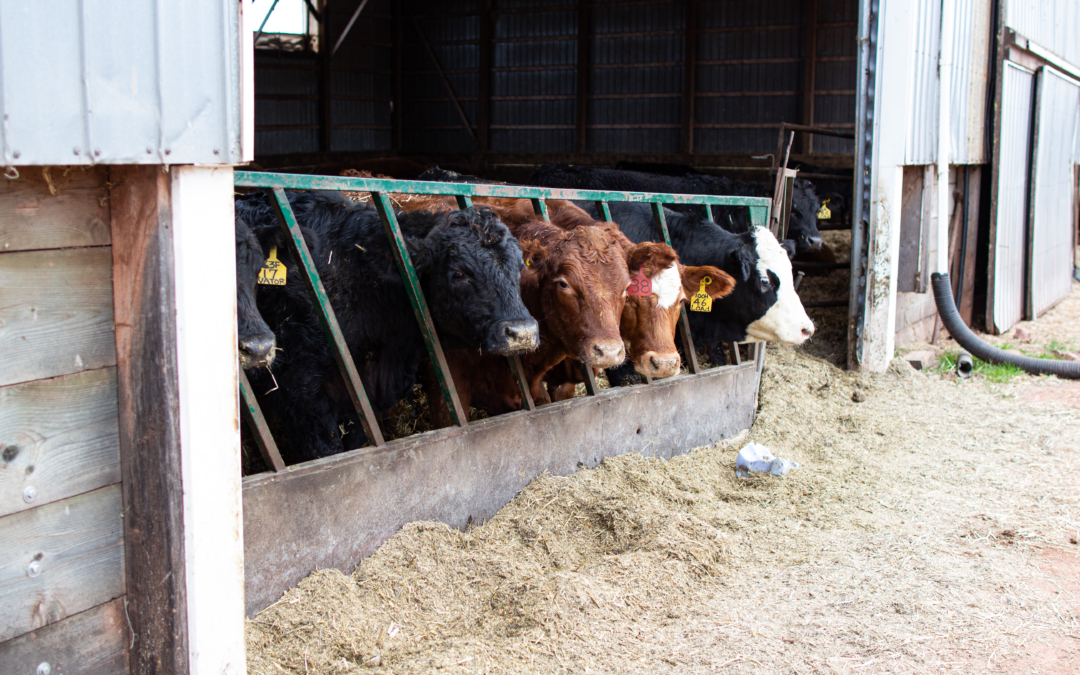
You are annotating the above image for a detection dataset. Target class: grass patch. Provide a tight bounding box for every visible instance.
[934,349,1026,384]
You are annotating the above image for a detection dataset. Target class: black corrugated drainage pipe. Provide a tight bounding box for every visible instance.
[931,272,1080,379]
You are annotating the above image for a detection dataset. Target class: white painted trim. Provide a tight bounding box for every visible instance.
[936,0,956,276]
[170,166,246,675]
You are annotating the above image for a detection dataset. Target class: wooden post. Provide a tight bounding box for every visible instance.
[802,0,818,154]
[478,0,493,153]
[110,166,246,675]
[319,0,333,152]
[576,0,591,154]
[683,0,697,155]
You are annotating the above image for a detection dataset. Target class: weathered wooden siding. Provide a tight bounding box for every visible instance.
[0,167,126,674]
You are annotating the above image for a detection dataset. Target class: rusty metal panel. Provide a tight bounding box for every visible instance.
[1027,66,1080,318]
[992,61,1035,333]
[0,0,242,165]
[950,0,993,164]
[1007,0,1080,71]
[242,362,759,616]
[905,0,941,164]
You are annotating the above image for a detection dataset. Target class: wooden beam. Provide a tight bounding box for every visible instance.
[576,0,591,153]
[109,165,189,675]
[0,598,128,675]
[683,0,697,154]
[478,0,493,152]
[802,0,818,154]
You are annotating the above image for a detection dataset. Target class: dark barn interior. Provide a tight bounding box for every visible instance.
[252,0,858,183]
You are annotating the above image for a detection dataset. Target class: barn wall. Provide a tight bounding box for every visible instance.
[0,167,128,674]
[253,0,859,158]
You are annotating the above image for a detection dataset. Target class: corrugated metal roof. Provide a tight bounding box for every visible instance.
[1007,0,1080,71]
[992,61,1035,333]
[1028,66,1080,317]
[0,0,242,165]
[905,0,940,164]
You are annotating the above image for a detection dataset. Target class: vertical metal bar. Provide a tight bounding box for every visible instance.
[749,204,768,231]
[595,200,612,221]
[371,191,468,427]
[456,194,473,209]
[507,355,536,411]
[239,369,286,472]
[532,198,550,221]
[579,364,599,395]
[730,343,742,365]
[651,202,700,374]
[265,188,386,445]
[802,0,818,154]
[576,0,591,153]
[702,203,713,222]
[682,0,697,155]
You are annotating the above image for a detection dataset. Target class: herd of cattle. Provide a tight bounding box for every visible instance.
[235,164,823,465]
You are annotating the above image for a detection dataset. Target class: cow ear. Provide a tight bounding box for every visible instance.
[626,242,678,278]
[737,244,757,281]
[780,238,797,261]
[518,238,547,273]
[681,265,735,300]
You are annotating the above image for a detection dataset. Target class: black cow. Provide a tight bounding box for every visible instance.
[577,201,814,365]
[530,163,823,254]
[236,217,277,370]
[235,190,538,463]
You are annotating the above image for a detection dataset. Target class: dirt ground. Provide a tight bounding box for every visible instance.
[246,279,1080,675]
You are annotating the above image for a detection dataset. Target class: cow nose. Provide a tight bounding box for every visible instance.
[805,235,823,250]
[589,339,625,368]
[641,351,680,378]
[239,333,276,369]
[487,318,539,355]
[802,324,815,338]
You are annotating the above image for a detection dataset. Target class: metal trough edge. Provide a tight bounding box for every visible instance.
[241,362,760,616]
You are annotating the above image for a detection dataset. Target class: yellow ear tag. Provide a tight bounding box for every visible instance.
[690,276,713,312]
[816,199,832,220]
[258,246,287,286]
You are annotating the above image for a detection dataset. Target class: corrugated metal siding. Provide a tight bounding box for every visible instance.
[0,0,241,165]
[694,0,805,153]
[1028,66,1080,317]
[254,55,320,155]
[992,62,1035,333]
[905,0,940,164]
[491,0,577,152]
[401,0,480,153]
[949,0,992,164]
[329,0,393,152]
[588,0,684,153]
[1007,0,1080,71]
[812,0,859,154]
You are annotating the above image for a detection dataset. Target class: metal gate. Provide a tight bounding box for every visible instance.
[1028,66,1080,319]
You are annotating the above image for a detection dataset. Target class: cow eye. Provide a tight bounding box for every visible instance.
[557,279,570,290]
[451,270,467,283]
[760,278,772,292]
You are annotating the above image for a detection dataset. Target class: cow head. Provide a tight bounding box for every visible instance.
[520,223,629,369]
[743,227,815,344]
[789,179,824,253]
[235,218,277,370]
[411,207,539,356]
[619,243,734,378]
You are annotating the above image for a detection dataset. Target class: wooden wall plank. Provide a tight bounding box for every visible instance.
[0,247,117,388]
[0,166,111,253]
[0,484,125,643]
[0,368,120,518]
[110,166,189,675]
[0,598,128,675]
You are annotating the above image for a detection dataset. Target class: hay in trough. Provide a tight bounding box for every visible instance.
[247,284,1080,674]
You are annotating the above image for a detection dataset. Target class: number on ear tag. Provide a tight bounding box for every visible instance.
[258,246,287,286]
[628,266,652,296]
[690,276,713,312]
[816,199,832,220]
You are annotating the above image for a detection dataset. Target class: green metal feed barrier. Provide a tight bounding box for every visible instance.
[233,171,770,471]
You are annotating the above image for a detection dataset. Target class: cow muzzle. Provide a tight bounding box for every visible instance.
[485,318,540,355]
[585,339,625,368]
[239,332,276,370]
[636,350,680,379]
[800,234,823,252]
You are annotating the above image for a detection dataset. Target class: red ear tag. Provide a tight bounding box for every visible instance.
[628,266,652,296]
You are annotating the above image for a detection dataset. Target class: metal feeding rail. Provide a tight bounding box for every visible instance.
[233,171,771,471]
